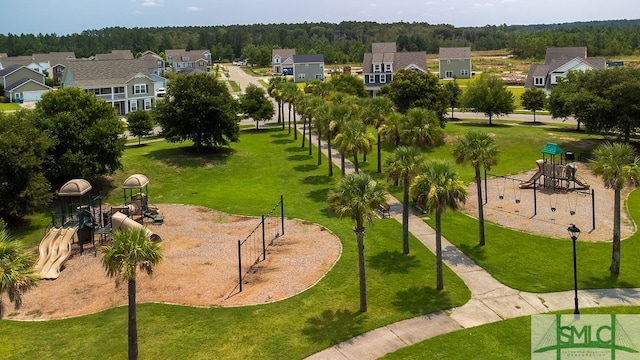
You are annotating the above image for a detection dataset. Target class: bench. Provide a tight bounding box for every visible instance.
[378,204,391,218]
[413,203,428,215]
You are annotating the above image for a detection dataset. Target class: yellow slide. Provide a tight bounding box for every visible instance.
[35,226,78,280]
[111,212,161,242]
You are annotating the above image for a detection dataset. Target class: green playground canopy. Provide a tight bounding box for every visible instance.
[542,142,564,155]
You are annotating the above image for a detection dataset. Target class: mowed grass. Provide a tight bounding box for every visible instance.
[0,103,21,111]
[0,127,470,359]
[382,305,640,360]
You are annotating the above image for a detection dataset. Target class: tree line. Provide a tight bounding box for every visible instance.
[2,20,640,63]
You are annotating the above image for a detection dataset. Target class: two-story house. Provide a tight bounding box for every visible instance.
[272,49,295,75]
[165,49,211,73]
[33,52,76,85]
[61,59,157,116]
[292,54,325,83]
[524,47,606,92]
[439,47,472,79]
[362,42,427,96]
[0,64,52,102]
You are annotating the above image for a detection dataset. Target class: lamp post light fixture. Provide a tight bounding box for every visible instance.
[567,224,581,315]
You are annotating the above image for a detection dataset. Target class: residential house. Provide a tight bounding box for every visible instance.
[439,47,472,79]
[272,49,295,75]
[362,42,428,96]
[524,47,606,91]
[292,54,325,83]
[0,64,52,102]
[61,59,158,116]
[165,49,211,73]
[0,55,49,75]
[33,52,76,85]
[140,50,166,76]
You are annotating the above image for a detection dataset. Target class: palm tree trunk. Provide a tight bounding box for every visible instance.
[377,133,382,173]
[475,167,486,246]
[128,280,138,360]
[611,188,621,274]
[308,122,312,156]
[402,180,410,255]
[301,118,306,146]
[280,101,284,129]
[356,227,367,312]
[341,153,346,177]
[293,106,297,140]
[489,114,493,125]
[533,109,537,123]
[328,137,334,177]
[436,210,444,290]
[288,103,291,134]
[317,129,322,165]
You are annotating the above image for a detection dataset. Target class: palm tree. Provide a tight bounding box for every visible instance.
[333,118,376,174]
[327,172,387,312]
[299,94,324,156]
[383,146,425,255]
[101,227,163,360]
[590,142,640,274]
[410,159,467,290]
[379,111,405,147]
[267,76,286,125]
[452,131,499,246]
[281,82,299,136]
[313,102,332,166]
[360,96,394,173]
[0,226,39,319]
[401,107,444,148]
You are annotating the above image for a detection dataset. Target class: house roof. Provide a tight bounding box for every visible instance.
[293,54,324,63]
[394,52,427,72]
[524,64,551,88]
[165,49,210,62]
[33,52,76,64]
[439,47,471,59]
[371,42,397,53]
[272,49,296,59]
[94,50,134,61]
[64,59,153,87]
[544,47,587,64]
[0,64,22,77]
[5,78,52,92]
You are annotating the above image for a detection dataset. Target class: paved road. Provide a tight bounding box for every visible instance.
[453,111,576,125]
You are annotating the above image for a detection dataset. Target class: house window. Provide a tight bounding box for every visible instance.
[315,74,323,80]
[298,73,306,80]
[134,84,147,94]
[445,70,453,78]
[275,57,280,64]
[534,77,545,86]
[380,75,386,84]
[56,67,63,73]
[368,74,375,83]
[115,87,125,94]
[130,100,138,111]
[144,98,152,110]
[384,63,392,72]
[183,57,190,61]
[373,63,381,72]
[460,69,469,77]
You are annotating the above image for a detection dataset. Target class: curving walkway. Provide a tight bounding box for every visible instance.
[222,67,640,359]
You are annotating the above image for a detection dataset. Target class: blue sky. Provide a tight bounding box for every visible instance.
[3,0,639,35]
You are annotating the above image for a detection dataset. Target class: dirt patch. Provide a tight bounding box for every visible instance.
[462,162,635,242]
[6,204,341,321]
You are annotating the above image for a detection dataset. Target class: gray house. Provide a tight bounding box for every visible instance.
[165,49,211,73]
[292,54,325,83]
[0,64,51,102]
[272,49,295,75]
[61,59,157,116]
[439,47,472,79]
[362,42,427,96]
[524,47,606,92]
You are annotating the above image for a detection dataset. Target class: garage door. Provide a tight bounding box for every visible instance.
[22,90,47,102]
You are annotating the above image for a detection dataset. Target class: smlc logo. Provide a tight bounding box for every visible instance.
[532,314,640,359]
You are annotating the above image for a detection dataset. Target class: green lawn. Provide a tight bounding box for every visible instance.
[0,103,21,111]
[1,128,470,359]
[382,306,640,359]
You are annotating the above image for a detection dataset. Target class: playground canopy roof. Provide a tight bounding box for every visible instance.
[542,142,564,155]
[122,174,149,189]
[58,179,92,196]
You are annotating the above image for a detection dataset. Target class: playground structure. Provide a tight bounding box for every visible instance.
[519,142,590,191]
[34,175,162,280]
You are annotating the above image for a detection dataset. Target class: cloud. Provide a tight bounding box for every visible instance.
[502,0,517,3]
[368,3,377,7]
[141,0,163,7]
[474,2,494,7]
[186,6,202,11]
[134,10,144,15]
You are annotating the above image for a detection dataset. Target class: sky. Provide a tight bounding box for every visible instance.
[2,0,639,36]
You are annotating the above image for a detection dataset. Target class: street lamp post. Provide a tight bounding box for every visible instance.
[567,224,581,315]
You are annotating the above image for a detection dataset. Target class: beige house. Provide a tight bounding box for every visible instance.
[0,64,52,102]
[61,59,157,116]
[165,49,211,73]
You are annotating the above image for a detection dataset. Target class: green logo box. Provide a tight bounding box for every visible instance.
[532,314,640,359]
